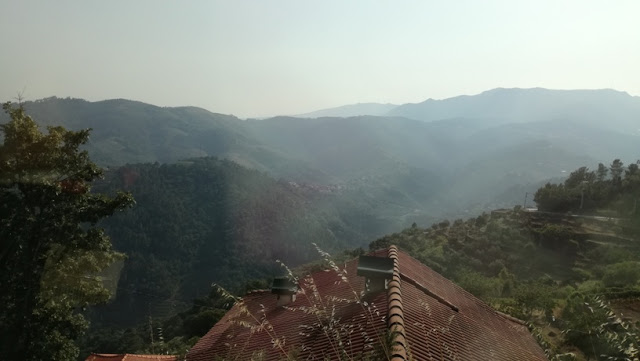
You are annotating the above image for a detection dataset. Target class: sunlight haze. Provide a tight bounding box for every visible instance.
[2,0,639,118]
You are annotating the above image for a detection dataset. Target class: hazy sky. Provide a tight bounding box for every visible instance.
[2,1,639,118]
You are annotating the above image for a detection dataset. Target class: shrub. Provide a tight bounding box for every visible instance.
[576,280,604,294]
[454,269,502,300]
[513,281,556,319]
[602,261,640,288]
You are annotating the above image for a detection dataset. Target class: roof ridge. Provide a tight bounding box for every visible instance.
[399,273,459,312]
[494,309,528,326]
[124,355,176,359]
[88,355,177,361]
[245,289,270,295]
[387,245,408,361]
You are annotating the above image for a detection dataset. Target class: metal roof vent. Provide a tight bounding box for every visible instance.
[357,255,394,294]
[271,276,298,307]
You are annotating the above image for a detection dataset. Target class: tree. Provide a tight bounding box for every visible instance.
[564,166,590,188]
[562,294,639,360]
[610,159,624,185]
[625,163,639,178]
[534,183,575,212]
[0,102,133,361]
[512,280,556,319]
[596,162,609,182]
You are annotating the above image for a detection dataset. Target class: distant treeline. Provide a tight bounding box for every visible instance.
[534,159,640,214]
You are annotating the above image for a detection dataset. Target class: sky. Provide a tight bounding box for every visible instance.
[1,0,639,118]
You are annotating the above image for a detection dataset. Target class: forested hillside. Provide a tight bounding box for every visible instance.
[370,159,640,360]
[81,159,640,360]
[535,159,640,214]
[91,157,397,326]
[372,213,639,359]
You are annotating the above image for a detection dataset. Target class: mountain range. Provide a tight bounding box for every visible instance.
[298,87,640,134]
[294,102,398,118]
[8,88,639,216]
[3,88,639,324]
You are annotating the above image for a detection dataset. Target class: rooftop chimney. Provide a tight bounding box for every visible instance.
[357,255,394,294]
[271,276,298,307]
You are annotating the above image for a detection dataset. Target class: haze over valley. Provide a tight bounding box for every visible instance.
[3,88,639,329]
[14,87,640,220]
[2,2,640,360]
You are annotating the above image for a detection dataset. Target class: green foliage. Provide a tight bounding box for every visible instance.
[369,164,640,360]
[182,309,226,338]
[512,280,557,318]
[610,159,624,184]
[89,158,391,327]
[534,159,640,215]
[587,245,637,265]
[601,262,640,288]
[561,294,639,360]
[534,183,577,212]
[454,268,503,300]
[80,286,231,358]
[0,103,133,361]
[537,224,574,241]
[534,224,581,255]
[576,280,605,294]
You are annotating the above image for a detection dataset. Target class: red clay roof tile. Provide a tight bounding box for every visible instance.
[187,247,548,361]
[85,354,177,361]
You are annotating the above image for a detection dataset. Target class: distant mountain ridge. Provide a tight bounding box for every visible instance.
[294,102,398,118]
[388,88,640,133]
[2,88,639,221]
[293,87,640,135]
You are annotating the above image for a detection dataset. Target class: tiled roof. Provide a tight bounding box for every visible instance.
[85,354,177,361]
[187,246,548,361]
[396,250,548,361]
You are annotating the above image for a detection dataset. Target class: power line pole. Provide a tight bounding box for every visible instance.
[523,192,528,208]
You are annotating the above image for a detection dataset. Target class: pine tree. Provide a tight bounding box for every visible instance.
[0,102,134,361]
